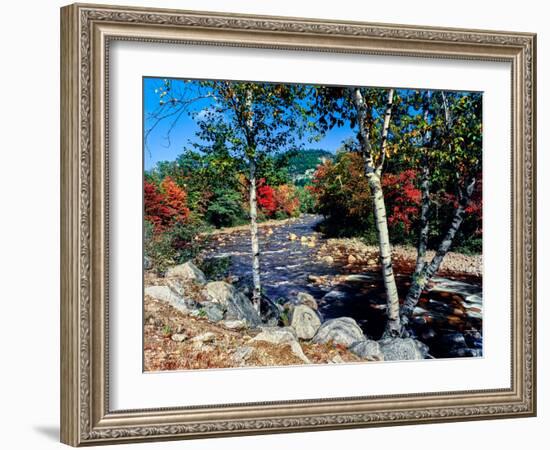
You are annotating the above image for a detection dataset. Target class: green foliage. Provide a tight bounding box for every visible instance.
[144,220,178,275]
[144,217,209,275]
[198,256,232,280]
[280,148,334,185]
[310,152,375,237]
[169,218,210,264]
[296,185,316,213]
[206,189,247,228]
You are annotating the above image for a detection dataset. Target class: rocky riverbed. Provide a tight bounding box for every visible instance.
[144,214,483,371]
[144,262,388,371]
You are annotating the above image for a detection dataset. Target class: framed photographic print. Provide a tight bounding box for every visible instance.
[60,3,537,446]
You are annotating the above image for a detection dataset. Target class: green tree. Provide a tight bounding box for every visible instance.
[398,90,482,328]
[146,79,309,311]
[312,86,403,335]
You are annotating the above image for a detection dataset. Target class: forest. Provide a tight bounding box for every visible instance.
[143,78,483,371]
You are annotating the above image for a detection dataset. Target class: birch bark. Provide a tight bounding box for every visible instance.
[244,89,262,312]
[353,88,401,336]
[401,178,476,321]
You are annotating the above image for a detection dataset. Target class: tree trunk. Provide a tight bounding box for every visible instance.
[243,88,262,312]
[414,160,430,275]
[353,87,401,336]
[368,172,402,336]
[401,178,476,322]
[248,158,262,311]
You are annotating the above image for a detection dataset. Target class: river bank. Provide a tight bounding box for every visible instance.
[316,238,482,279]
[143,262,378,372]
[144,215,483,371]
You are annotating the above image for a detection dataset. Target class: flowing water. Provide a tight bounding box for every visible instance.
[203,214,483,359]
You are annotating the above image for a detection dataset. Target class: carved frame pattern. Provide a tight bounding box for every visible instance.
[60,3,536,446]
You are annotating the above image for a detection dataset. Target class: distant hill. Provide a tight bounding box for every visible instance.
[281,149,334,184]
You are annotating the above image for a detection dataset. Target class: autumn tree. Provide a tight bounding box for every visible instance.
[312,86,403,335]
[146,79,308,311]
[144,177,189,232]
[398,90,482,329]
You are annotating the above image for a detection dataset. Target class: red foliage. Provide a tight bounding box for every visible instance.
[439,175,483,235]
[273,184,300,217]
[257,178,277,216]
[144,181,171,231]
[144,177,189,232]
[160,176,190,223]
[382,170,421,232]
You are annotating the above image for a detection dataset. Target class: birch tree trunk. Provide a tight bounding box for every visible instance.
[367,172,402,335]
[244,89,262,312]
[401,178,476,321]
[248,157,262,311]
[414,158,430,276]
[353,88,401,336]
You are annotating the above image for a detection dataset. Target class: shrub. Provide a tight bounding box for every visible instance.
[144,220,178,275]
[206,189,247,228]
[198,256,232,280]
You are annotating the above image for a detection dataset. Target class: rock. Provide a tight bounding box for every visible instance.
[465,307,483,320]
[300,236,308,243]
[322,255,334,264]
[202,302,225,323]
[290,305,321,340]
[204,281,261,326]
[296,292,318,310]
[251,327,310,363]
[222,320,247,331]
[330,355,345,364]
[349,340,384,361]
[260,295,281,326]
[289,233,298,241]
[191,332,216,344]
[440,332,467,349]
[448,347,482,358]
[347,254,357,264]
[144,256,152,270]
[144,286,189,314]
[232,346,254,363]
[464,330,483,349]
[344,274,374,282]
[321,290,348,303]
[378,337,428,361]
[412,306,429,316]
[266,228,274,235]
[421,328,437,340]
[171,333,188,343]
[312,317,367,348]
[165,261,206,284]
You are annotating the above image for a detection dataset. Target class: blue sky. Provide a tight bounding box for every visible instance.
[143,77,354,170]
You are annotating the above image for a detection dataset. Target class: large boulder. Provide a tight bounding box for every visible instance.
[202,302,225,323]
[260,295,281,327]
[296,292,318,310]
[203,281,261,326]
[165,261,206,284]
[144,285,189,314]
[378,337,428,361]
[251,327,310,363]
[349,340,384,361]
[312,317,366,348]
[290,305,321,340]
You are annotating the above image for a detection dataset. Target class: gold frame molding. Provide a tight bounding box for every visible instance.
[60,3,537,446]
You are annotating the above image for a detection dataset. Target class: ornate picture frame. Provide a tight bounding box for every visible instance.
[60,3,536,446]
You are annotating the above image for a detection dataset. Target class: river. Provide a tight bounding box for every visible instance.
[203,214,483,359]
